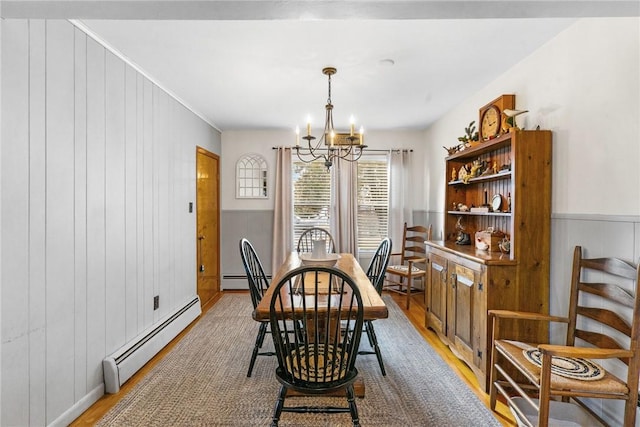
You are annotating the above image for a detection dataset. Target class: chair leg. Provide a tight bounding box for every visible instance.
[538,356,553,427]
[366,321,386,376]
[406,277,412,309]
[247,322,268,377]
[488,348,499,410]
[271,385,287,427]
[346,384,360,427]
[364,321,374,347]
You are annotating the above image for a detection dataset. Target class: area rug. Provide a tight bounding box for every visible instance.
[98,294,502,426]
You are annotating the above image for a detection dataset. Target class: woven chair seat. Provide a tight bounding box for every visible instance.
[387,264,424,274]
[495,340,629,395]
[286,344,348,382]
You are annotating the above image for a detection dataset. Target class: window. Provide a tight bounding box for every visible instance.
[292,161,331,245]
[357,157,389,252]
[292,156,389,252]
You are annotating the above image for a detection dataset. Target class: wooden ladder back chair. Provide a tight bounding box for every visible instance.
[360,238,392,375]
[384,223,432,309]
[239,238,275,377]
[297,227,336,254]
[268,266,364,426]
[489,245,640,427]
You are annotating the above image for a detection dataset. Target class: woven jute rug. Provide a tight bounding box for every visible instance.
[98,294,502,426]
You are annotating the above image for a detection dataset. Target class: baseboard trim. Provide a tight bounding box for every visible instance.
[49,383,104,427]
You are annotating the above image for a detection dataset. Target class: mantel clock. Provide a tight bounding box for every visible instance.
[479,94,515,140]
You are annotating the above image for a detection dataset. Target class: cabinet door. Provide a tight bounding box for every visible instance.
[448,263,480,366]
[426,253,448,337]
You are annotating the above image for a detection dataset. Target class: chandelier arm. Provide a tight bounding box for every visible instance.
[295,148,323,164]
[347,148,365,162]
[328,145,365,163]
[306,136,324,153]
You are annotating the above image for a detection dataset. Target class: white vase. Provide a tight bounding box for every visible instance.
[312,239,327,258]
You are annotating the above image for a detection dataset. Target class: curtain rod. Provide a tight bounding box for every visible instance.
[271,147,413,153]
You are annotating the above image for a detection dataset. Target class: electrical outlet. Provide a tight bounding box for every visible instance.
[188,202,193,213]
[153,295,159,310]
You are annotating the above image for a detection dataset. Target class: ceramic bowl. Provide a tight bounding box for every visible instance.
[299,253,341,268]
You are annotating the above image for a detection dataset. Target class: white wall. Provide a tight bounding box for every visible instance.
[0,12,4,425]
[425,17,640,218]
[424,17,640,426]
[1,19,220,426]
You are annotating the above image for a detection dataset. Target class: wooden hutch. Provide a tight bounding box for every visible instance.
[425,96,552,391]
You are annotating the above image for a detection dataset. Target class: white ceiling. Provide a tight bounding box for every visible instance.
[4,1,639,132]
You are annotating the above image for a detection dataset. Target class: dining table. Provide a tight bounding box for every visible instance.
[252,251,388,322]
[252,251,388,397]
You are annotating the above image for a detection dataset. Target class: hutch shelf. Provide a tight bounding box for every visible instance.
[425,129,552,391]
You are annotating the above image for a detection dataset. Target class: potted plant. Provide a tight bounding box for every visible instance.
[457,121,479,148]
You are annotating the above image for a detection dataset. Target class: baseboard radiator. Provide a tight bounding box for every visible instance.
[103,295,201,393]
[222,274,271,290]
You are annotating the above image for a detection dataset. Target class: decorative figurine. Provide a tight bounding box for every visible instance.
[451,168,457,182]
[499,237,511,253]
[469,160,482,179]
[455,216,471,245]
[502,109,529,133]
[459,165,470,183]
[443,144,462,155]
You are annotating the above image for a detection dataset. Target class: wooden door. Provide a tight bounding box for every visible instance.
[426,253,448,337]
[196,147,220,307]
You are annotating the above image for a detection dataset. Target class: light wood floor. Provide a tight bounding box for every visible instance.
[72,291,516,426]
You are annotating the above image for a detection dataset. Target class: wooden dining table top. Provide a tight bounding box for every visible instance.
[252,252,388,322]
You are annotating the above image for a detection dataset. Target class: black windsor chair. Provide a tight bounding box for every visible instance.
[268,265,364,426]
[359,237,392,375]
[239,238,274,377]
[296,227,336,254]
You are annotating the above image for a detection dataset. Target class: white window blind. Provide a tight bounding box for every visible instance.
[357,157,389,252]
[292,156,390,252]
[292,161,331,246]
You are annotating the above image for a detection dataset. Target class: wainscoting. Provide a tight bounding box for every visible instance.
[222,209,640,302]
[2,19,220,426]
[221,210,274,289]
[220,210,429,289]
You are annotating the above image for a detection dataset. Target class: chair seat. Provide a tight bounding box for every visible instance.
[286,344,348,382]
[495,340,629,395]
[387,264,425,275]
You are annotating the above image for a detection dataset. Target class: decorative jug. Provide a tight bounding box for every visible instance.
[312,239,327,258]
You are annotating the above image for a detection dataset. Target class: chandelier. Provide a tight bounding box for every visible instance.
[295,67,366,170]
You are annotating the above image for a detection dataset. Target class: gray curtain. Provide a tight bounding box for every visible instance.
[271,147,293,275]
[330,156,358,257]
[389,150,413,248]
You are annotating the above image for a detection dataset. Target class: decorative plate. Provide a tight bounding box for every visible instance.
[491,194,502,212]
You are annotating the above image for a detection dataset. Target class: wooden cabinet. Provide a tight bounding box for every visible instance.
[426,130,552,391]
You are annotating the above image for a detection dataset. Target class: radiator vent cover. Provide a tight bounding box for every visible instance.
[103,296,201,393]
